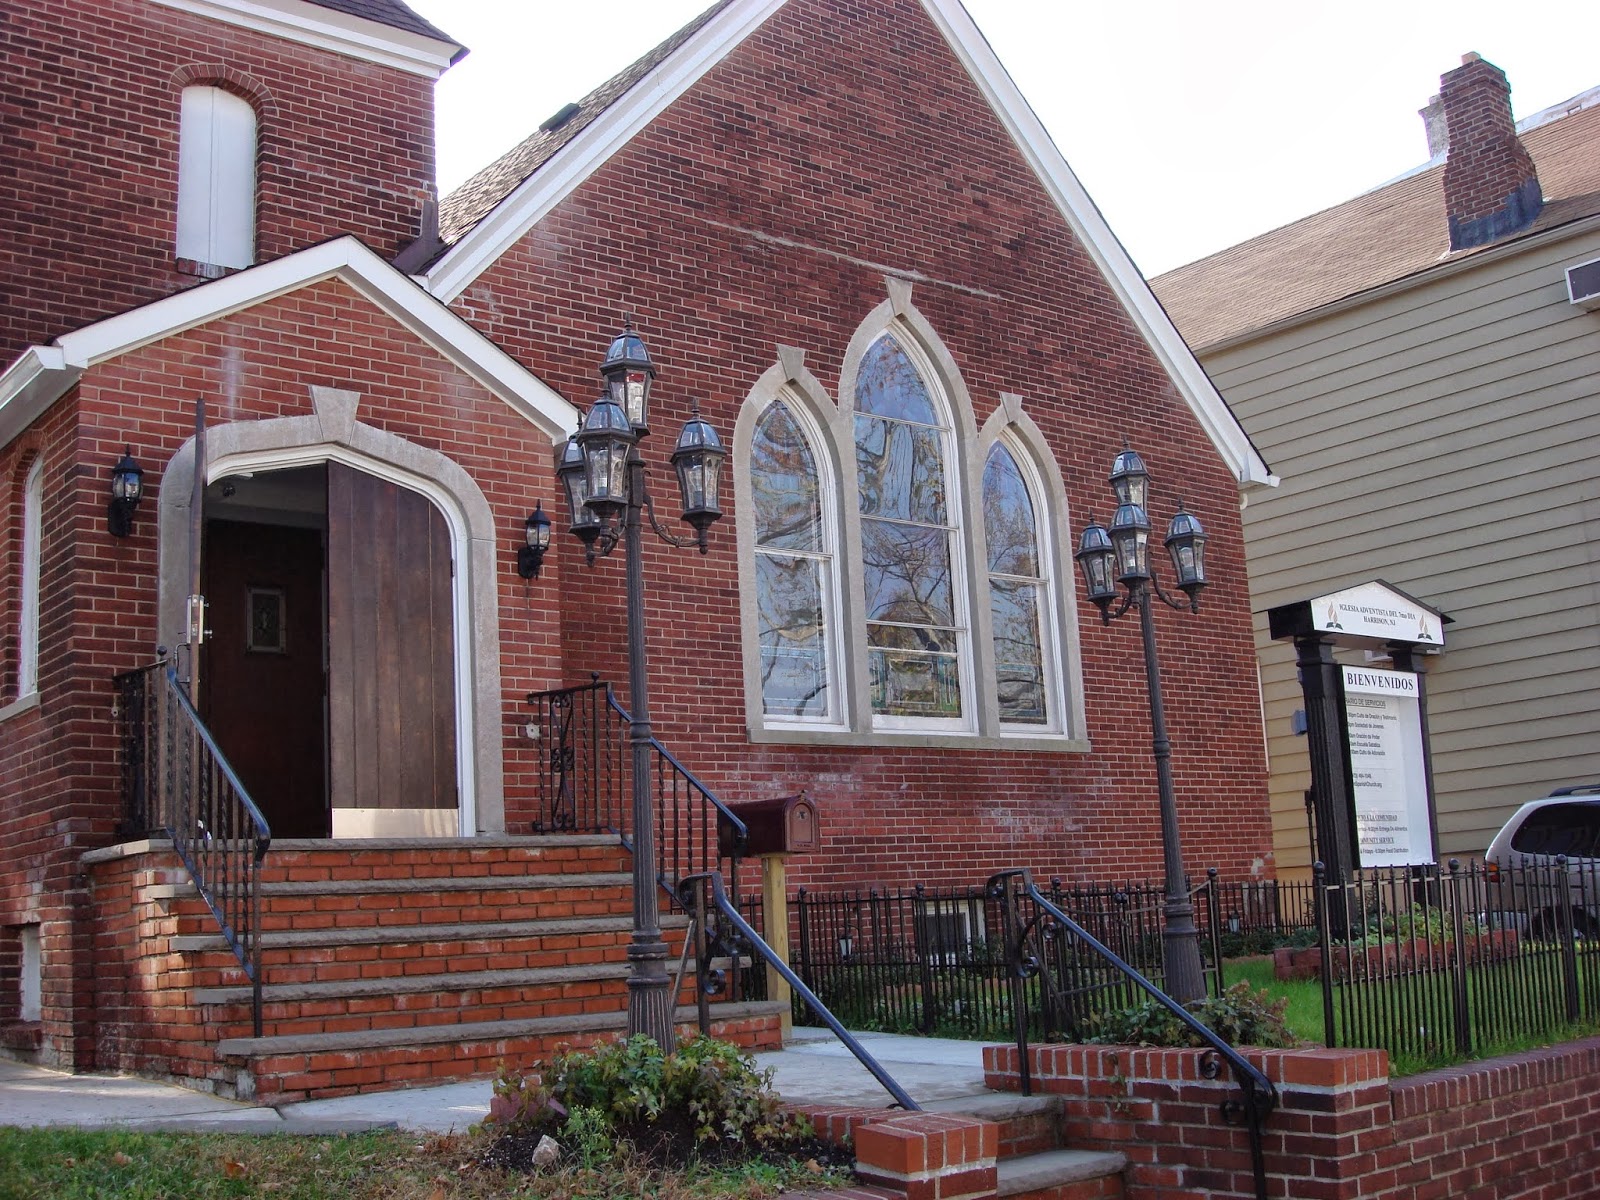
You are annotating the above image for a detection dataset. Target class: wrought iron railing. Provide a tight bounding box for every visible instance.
[1315,858,1600,1066]
[113,660,271,1036]
[988,868,1277,1200]
[677,870,920,1111]
[526,679,747,895]
[787,876,1228,1039]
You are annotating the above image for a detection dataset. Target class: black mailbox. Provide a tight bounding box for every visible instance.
[718,794,818,858]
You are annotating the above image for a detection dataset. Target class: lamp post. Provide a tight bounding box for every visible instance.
[1074,447,1210,1005]
[556,322,726,1049]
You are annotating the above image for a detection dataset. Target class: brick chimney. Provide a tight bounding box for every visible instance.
[1439,52,1542,250]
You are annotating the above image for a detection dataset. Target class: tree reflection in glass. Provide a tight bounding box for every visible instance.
[855,336,962,718]
[983,444,1046,723]
[752,401,832,718]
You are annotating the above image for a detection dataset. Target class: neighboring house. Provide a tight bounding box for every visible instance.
[1155,55,1600,874]
[0,0,1276,1095]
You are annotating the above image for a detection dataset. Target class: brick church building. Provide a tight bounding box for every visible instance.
[1,0,1276,1097]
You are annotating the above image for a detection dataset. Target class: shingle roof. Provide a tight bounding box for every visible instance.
[304,0,458,46]
[438,0,734,245]
[1152,90,1600,350]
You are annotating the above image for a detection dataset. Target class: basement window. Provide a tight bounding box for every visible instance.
[20,925,41,1023]
[175,86,257,274]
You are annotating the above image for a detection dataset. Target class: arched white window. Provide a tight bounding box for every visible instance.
[176,86,257,269]
[854,334,968,726]
[750,398,841,724]
[17,457,43,699]
[983,442,1050,726]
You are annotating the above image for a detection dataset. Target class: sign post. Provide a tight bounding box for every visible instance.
[1268,580,1450,891]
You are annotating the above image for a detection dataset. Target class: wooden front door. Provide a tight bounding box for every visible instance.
[326,462,457,832]
[201,518,328,838]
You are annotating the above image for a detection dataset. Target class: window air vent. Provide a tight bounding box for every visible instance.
[1567,257,1600,310]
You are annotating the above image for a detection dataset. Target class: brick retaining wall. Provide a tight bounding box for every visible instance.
[985,1038,1600,1199]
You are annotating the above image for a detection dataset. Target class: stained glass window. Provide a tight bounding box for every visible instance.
[983,444,1047,724]
[751,401,834,719]
[856,336,963,719]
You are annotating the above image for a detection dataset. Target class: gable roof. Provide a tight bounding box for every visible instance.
[440,1,733,244]
[304,0,455,43]
[424,0,1275,490]
[0,237,578,449]
[1153,87,1600,351]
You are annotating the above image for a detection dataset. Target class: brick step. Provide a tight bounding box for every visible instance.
[169,914,693,991]
[995,1148,1127,1199]
[254,835,631,883]
[194,962,651,1037]
[150,874,639,934]
[221,1001,788,1103]
[924,1092,1064,1161]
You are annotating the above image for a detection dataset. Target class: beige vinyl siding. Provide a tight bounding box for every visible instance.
[1209,225,1600,873]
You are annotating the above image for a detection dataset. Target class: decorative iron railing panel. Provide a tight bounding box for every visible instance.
[526,679,746,895]
[113,661,271,1036]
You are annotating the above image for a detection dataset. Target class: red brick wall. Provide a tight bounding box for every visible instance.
[0,283,566,1064]
[0,403,101,1067]
[0,0,437,363]
[987,1039,1600,1199]
[453,0,1272,890]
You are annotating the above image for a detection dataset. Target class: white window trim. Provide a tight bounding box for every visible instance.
[750,392,849,732]
[851,331,972,742]
[981,433,1066,737]
[736,289,1088,751]
[17,456,43,702]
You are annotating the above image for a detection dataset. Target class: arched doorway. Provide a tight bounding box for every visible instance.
[197,461,458,838]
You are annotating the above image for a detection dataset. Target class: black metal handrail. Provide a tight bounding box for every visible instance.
[526,679,747,894]
[113,662,272,1036]
[677,870,920,1112]
[988,868,1277,1200]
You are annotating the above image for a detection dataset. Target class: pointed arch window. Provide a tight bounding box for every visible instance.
[855,335,968,724]
[983,442,1050,726]
[751,399,841,723]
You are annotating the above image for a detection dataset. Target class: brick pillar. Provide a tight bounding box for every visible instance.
[853,1113,998,1200]
[1439,53,1542,249]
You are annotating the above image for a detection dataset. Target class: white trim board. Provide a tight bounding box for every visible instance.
[423,0,1275,491]
[0,238,578,449]
[148,0,464,78]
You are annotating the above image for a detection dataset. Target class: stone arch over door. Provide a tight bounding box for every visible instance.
[156,389,506,833]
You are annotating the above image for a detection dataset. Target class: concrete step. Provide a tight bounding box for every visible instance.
[171,913,686,954]
[218,1000,789,1104]
[192,962,633,1007]
[146,871,634,901]
[995,1147,1127,1199]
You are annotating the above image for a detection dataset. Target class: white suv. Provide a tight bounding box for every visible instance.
[1484,786,1600,936]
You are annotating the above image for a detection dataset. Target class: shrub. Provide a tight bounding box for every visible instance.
[1083,982,1297,1049]
[484,1035,814,1166]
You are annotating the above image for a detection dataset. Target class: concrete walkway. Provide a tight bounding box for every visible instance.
[0,1029,995,1134]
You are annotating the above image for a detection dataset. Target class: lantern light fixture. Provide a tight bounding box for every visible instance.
[600,320,657,435]
[108,447,144,538]
[518,501,552,579]
[670,401,726,551]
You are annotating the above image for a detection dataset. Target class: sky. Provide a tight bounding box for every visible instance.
[405,0,1599,277]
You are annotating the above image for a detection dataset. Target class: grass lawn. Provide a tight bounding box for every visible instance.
[0,1127,845,1200]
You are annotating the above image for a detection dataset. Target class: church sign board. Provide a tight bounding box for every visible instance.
[1267,580,1450,884]
[1341,666,1434,867]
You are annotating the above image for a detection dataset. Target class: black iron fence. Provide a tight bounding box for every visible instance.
[785,876,1236,1040]
[1317,858,1600,1065]
[113,659,271,1035]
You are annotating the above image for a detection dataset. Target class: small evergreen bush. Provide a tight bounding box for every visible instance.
[1083,982,1297,1049]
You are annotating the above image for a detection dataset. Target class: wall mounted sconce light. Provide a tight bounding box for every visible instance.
[107,447,144,538]
[518,501,552,578]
